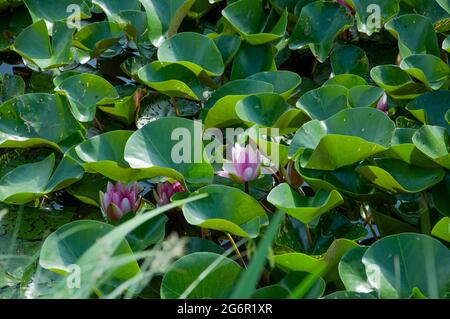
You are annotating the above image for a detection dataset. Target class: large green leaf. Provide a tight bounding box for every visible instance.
[356,159,445,194]
[274,239,359,281]
[330,44,369,76]
[222,0,287,45]
[296,164,376,199]
[432,217,450,242]
[137,62,202,100]
[158,32,224,77]
[0,154,83,204]
[338,246,373,293]
[362,233,450,298]
[406,91,450,128]
[290,108,395,170]
[23,0,91,25]
[324,74,366,89]
[39,220,139,282]
[348,85,384,108]
[351,0,399,35]
[0,93,85,151]
[230,43,277,80]
[73,21,125,58]
[182,185,267,238]
[296,85,349,120]
[55,73,119,122]
[290,1,354,62]
[399,54,450,90]
[161,252,242,299]
[75,130,184,183]
[247,71,302,99]
[92,0,141,18]
[12,20,73,69]
[385,14,440,58]
[370,65,428,99]
[124,117,214,184]
[140,0,196,47]
[267,183,344,223]
[412,125,450,169]
[204,79,274,128]
[235,93,291,128]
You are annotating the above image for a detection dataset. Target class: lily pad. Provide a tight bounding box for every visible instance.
[267,183,344,223]
[351,0,400,35]
[182,185,267,238]
[125,117,214,184]
[0,93,85,152]
[137,62,202,100]
[399,54,450,90]
[431,217,450,242]
[361,233,450,298]
[55,73,119,122]
[331,44,369,76]
[222,0,287,45]
[406,91,450,128]
[247,71,301,99]
[140,0,196,47]
[158,32,224,77]
[161,252,242,299]
[385,14,440,58]
[432,174,450,217]
[370,65,428,99]
[290,108,395,170]
[0,154,84,204]
[274,239,359,281]
[289,1,354,62]
[338,246,373,293]
[356,159,445,194]
[412,125,450,169]
[348,85,384,108]
[12,20,73,69]
[296,85,349,120]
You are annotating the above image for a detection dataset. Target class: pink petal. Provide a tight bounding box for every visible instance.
[120,197,132,213]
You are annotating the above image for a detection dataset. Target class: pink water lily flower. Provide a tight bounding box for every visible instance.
[155,181,185,205]
[217,143,262,183]
[377,93,388,114]
[100,181,141,221]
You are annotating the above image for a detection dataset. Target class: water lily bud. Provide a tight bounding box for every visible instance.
[377,93,388,114]
[218,143,262,183]
[286,160,303,189]
[100,181,141,221]
[155,181,185,205]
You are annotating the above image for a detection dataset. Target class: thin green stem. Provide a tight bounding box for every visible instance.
[361,204,379,240]
[227,233,247,269]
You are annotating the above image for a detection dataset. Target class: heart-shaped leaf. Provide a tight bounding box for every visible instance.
[182,185,267,238]
[338,246,373,293]
[361,233,450,298]
[406,91,450,128]
[400,54,450,90]
[75,130,184,183]
[267,183,344,223]
[161,252,242,298]
[356,159,445,193]
[290,1,353,62]
[413,125,450,169]
[230,42,277,80]
[56,73,119,122]
[140,0,196,47]
[0,154,83,204]
[125,117,214,184]
[348,85,384,108]
[158,32,224,77]
[12,20,73,69]
[247,71,302,99]
[385,14,440,58]
[331,44,369,76]
[296,85,349,120]
[137,62,202,101]
[23,0,91,25]
[432,217,450,242]
[222,0,287,45]
[290,108,395,170]
[0,93,85,151]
